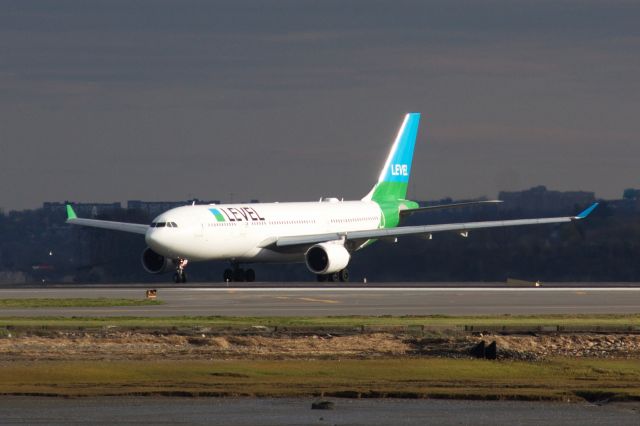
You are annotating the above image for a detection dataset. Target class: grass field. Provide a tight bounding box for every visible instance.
[0,358,638,401]
[0,298,163,308]
[0,314,638,329]
[1,313,639,401]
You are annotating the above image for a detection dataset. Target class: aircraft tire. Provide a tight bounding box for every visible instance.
[174,271,187,284]
[339,269,349,282]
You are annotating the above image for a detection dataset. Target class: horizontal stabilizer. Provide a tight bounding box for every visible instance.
[399,200,503,216]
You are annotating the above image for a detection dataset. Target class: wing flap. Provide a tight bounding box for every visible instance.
[67,218,149,234]
[275,233,345,247]
[347,216,574,240]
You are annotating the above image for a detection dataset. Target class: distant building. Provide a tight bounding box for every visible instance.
[623,188,640,200]
[498,186,595,213]
[127,200,185,217]
[605,198,640,214]
[127,199,220,217]
[43,201,122,218]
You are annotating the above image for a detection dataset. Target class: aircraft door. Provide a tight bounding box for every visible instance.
[194,223,204,238]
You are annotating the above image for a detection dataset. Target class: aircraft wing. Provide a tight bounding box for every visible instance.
[275,203,599,248]
[65,205,149,235]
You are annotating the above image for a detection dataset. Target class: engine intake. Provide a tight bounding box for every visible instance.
[305,243,350,274]
[141,247,175,274]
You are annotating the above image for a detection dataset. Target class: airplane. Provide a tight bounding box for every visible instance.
[65,113,598,283]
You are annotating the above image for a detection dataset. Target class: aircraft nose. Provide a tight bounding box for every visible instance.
[145,228,170,253]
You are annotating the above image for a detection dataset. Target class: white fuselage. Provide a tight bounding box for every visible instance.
[145,199,382,263]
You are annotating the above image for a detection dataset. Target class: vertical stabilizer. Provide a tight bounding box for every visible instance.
[363,113,421,203]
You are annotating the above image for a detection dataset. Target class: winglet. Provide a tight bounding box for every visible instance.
[575,202,599,219]
[66,204,77,220]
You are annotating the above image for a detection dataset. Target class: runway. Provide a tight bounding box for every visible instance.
[1,286,640,316]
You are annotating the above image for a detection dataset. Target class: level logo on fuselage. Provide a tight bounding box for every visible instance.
[209,207,265,222]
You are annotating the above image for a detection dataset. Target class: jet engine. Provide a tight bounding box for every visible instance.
[141,247,175,274]
[305,243,350,274]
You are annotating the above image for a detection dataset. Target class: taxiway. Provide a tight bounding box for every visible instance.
[0,286,639,316]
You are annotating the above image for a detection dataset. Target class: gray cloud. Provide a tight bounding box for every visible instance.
[1,1,639,210]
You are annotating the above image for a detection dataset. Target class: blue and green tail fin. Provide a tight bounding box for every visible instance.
[363,113,421,228]
[363,112,421,204]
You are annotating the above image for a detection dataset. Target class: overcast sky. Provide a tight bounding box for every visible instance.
[1,0,639,210]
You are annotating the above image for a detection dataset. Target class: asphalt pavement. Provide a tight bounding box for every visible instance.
[1,285,639,316]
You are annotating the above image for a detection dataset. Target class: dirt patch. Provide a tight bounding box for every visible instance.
[0,331,639,361]
[0,332,411,361]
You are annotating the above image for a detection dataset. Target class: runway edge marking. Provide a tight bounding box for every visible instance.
[170,287,640,293]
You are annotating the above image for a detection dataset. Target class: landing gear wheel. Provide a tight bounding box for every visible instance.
[245,268,255,282]
[339,269,349,282]
[172,259,189,284]
[234,268,245,282]
[223,269,233,282]
[330,272,339,282]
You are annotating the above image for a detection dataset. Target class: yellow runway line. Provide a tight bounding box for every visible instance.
[298,297,340,304]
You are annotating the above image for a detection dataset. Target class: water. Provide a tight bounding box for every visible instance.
[0,397,638,425]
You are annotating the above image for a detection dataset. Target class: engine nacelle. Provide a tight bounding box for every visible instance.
[305,243,351,274]
[141,247,175,274]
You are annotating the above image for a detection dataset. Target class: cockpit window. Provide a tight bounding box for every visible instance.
[150,221,176,228]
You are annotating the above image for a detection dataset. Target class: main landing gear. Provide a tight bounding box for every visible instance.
[316,268,349,283]
[223,265,256,282]
[173,259,188,284]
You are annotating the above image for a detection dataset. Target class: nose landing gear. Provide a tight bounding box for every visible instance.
[173,259,189,284]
